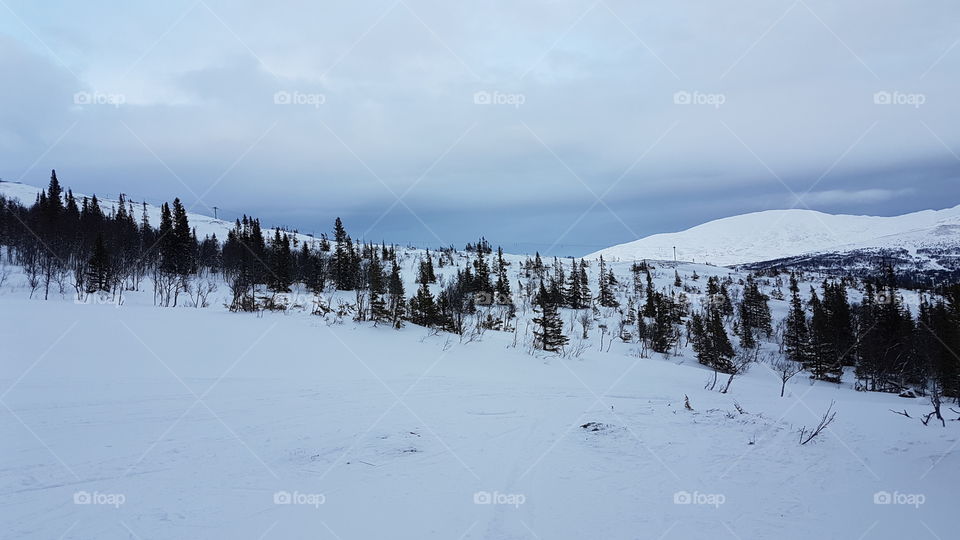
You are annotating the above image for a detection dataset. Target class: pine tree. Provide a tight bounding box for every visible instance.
[691,307,735,372]
[332,218,356,290]
[808,289,843,383]
[649,292,676,354]
[784,274,810,364]
[269,230,292,292]
[629,261,646,296]
[532,282,568,353]
[564,258,583,308]
[84,233,112,293]
[737,275,771,348]
[494,251,512,305]
[388,259,406,328]
[368,253,390,324]
[409,280,437,327]
[597,255,619,307]
[643,268,656,317]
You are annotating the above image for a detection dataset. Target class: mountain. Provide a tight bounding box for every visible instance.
[588,205,960,268]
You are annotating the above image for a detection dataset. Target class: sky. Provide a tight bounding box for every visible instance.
[1,0,959,256]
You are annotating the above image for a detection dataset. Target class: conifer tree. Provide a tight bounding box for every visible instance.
[532,282,568,353]
[784,274,810,364]
[808,289,843,383]
[494,251,512,305]
[388,259,406,328]
[597,255,619,308]
[691,307,735,371]
[564,258,583,309]
[84,233,112,293]
[737,275,771,348]
[643,268,656,317]
[269,230,292,292]
[368,253,389,324]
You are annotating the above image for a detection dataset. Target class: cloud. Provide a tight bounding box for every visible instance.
[796,188,916,207]
[1,0,959,254]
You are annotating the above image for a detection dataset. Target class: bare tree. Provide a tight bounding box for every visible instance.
[799,400,837,445]
[771,356,803,397]
[578,311,592,340]
[921,384,946,427]
[721,347,759,394]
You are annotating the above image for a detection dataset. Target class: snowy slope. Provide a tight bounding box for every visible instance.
[1,281,957,540]
[589,205,960,266]
[0,180,318,245]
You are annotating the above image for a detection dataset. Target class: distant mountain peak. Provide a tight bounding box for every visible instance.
[589,205,960,266]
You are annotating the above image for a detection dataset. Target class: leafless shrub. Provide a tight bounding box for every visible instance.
[771,356,803,397]
[799,400,836,445]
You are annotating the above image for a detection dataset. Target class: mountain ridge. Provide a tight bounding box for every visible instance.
[589,204,960,266]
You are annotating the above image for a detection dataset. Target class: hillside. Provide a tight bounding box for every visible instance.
[0,180,318,245]
[589,206,960,267]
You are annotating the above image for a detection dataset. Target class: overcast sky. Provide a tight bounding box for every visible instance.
[2,0,959,256]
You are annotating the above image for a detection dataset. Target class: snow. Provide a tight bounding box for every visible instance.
[589,205,960,266]
[1,266,957,539]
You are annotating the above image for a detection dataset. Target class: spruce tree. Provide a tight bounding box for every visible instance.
[388,259,406,328]
[532,282,568,353]
[784,274,810,364]
[368,253,389,324]
[84,233,112,293]
[269,230,292,292]
[564,258,582,309]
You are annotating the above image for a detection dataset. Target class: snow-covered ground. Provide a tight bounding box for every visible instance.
[2,283,957,539]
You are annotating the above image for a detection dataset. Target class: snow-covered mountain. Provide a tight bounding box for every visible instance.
[589,205,960,267]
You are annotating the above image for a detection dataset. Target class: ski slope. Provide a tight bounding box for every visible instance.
[589,206,960,266]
